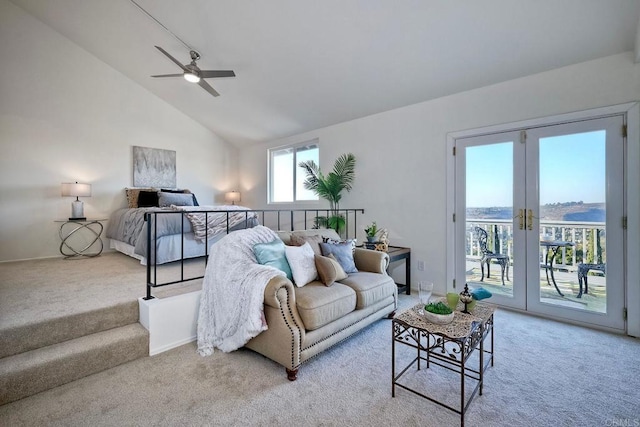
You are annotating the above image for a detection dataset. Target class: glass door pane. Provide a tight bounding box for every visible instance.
[455,130,526,310]
[526,116,625,330]
[538,131,606,311]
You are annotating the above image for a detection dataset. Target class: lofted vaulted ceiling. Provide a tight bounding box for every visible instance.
[10,0,640,147]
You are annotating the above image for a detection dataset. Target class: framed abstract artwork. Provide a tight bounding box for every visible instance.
[132,146,176,188]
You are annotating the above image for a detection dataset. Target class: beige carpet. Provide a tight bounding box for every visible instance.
[1,293,639,426]
[0,252,203,332]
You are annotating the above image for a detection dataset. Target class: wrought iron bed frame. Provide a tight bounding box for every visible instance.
[143,208,364,299]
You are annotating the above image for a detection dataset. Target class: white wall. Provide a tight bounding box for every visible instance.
[0,0,238,262]
[239,52,640,300]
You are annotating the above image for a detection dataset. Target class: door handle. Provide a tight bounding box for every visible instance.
[517,209,524,230]
[527,209,533,231]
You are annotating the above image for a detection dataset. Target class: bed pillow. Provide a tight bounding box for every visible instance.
[290,234,323,256]
[284,242,318,287]
[314,254,348,286]
[253,239,292,281]
[125,187,154,208]
[319,241,358,274]
[137,190,159,207]
[161,188,199,206]
[158,192,194,207]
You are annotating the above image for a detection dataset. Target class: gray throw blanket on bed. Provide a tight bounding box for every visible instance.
[197,225,285,355]
[172,205,258,242]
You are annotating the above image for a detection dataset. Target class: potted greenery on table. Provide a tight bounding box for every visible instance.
[364,221,379,243]
[299,153,355,235]
[423,301,455,324]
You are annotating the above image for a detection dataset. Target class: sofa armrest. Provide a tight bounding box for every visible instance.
[246,275,305,371]
[354,248,389,274]
[263,275,297,309]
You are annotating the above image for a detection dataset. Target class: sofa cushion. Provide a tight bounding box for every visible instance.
[277,229,342,246]
[284,242,317,287]
[290,234,324,256]
[319,241,358,274]
[295,282,356,330]
[338,272,396,309]
[253,239,293,281]
[314,254,348,286]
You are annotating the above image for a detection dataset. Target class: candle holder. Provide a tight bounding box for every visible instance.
[459,283,473,314]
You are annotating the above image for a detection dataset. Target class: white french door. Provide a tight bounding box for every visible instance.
[454,115,626,330]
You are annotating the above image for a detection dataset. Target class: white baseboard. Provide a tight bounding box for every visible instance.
[138,290,201,356]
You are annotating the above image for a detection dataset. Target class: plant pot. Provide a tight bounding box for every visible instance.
[366,236,377,243]
[422,311,455,324]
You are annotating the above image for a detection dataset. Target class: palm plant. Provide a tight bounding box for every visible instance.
[299,153,356,233]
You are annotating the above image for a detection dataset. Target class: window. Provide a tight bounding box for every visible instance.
[269,140,319,203]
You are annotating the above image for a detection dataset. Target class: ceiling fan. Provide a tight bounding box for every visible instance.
[152,46,235,97]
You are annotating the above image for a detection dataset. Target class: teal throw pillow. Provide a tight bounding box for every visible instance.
[319,241,358,274]
[471,287,492,300]
[253,239,293,281]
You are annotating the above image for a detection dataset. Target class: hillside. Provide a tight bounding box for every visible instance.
[467,202,605,222]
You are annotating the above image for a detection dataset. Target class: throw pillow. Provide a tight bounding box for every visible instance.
[323,237,357,252]
[253,239,292,281]
[158,192,195,207]
[284,242,318,287]
[319,241,358,274]
[290,234,323,256]
[137,190,159,207]
[471,287,493,300]
[314,254,348,286]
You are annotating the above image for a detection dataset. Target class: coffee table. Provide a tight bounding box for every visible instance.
[392,302,495,427]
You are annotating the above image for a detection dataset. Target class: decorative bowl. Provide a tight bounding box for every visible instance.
[422,310,455,325]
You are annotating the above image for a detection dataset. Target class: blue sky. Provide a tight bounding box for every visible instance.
[466,130,606,208]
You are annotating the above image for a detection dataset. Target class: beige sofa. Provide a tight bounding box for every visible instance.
[245,229,398,380]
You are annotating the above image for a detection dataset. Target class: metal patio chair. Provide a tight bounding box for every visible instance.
[474,226,510,285]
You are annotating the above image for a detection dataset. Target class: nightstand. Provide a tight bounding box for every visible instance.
[55,218,107,258]
[386,246,411,295]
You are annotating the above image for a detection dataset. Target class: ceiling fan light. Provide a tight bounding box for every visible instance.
[183,71,200,83]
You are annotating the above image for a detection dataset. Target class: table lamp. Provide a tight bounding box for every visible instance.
[225,191,241,205]
[61,182,91,220]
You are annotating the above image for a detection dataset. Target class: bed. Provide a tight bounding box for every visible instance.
[105,188,258,265]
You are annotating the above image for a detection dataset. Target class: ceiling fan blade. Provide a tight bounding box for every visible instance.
[198,79,220,97]
[151,74,184,78]
[199,70,236,79]
[154,46,187,71]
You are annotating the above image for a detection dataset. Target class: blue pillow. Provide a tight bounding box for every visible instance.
[471,287,492,300]
[253,239,293,281]
[319,241,358,274]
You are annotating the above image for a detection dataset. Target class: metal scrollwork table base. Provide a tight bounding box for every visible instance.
[392,302,495,427]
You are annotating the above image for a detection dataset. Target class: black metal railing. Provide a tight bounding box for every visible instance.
[143,208,364,299]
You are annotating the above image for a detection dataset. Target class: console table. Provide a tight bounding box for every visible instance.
[392,302,495,426]
[55,218,107,258]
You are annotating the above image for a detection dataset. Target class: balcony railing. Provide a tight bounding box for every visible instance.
[467,219,606,270]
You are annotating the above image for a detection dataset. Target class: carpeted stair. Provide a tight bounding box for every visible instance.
[0,301,148,405]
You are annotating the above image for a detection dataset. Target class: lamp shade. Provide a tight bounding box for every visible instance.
[61,182,91,198]
[225,191,241,204]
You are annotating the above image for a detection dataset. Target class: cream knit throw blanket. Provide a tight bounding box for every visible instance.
[197,225,285,356]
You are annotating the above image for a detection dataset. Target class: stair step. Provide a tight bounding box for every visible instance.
[0,323,148,405]
[0,301,138,359]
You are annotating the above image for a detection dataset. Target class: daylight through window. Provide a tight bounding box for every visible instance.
[269,141,319,203]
